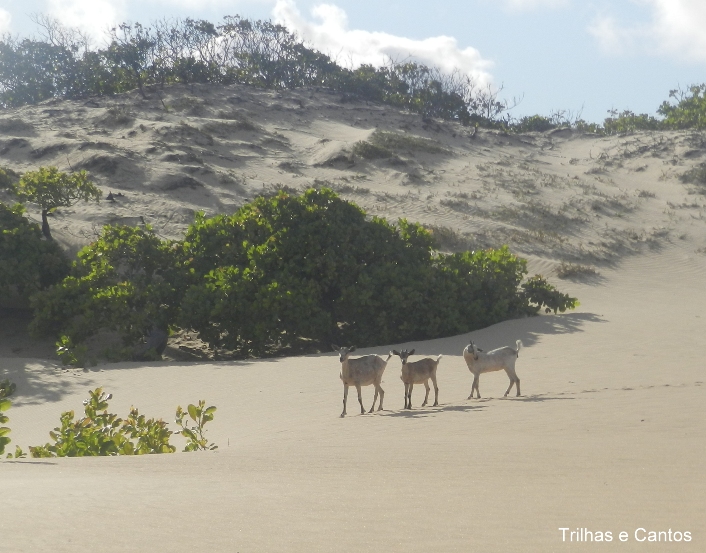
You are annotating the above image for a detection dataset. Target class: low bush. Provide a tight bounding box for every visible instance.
[0,379,15,456]
[29,387,216,457]
[0,202,70,308]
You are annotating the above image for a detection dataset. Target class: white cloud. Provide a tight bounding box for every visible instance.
[589,0,706,62]
[0,8,11,34]
[46,0,125,43]
[272,0,494,86]
[503,0,569,11]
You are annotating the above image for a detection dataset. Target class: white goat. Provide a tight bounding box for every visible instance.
[393,349,442,409]
[332,345,392,417]
[462,339,523,399]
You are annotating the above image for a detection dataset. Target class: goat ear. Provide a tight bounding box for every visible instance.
[331,344,340,351]
[409,349,415,356]
[350,346,356,352]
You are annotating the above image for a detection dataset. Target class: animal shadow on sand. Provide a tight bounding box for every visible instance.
[378,403,486,419]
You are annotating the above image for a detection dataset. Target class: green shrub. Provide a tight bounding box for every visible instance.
[30,225,184,350]
[658,84,706,129]
[29,388,216,457]
[175,401,218,451]
[179,188,577,354]
[0,202,70,307]
[0,380,16,456]
[520,275,579,314]
[30,188,577,359]
[55,335,89,368]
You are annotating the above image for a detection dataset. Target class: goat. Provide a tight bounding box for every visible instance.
[462,339,523,399]
[392,349,442,409]
[332,345,391,417]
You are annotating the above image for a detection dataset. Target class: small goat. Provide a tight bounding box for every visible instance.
[332,345,391,417]
[392,349,442,409]
[462,339,523,399]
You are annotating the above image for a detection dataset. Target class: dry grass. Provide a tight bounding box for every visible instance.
[556,262,600,279]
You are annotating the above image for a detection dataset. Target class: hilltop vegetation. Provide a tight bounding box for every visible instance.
[2,15,706,133]
[0,15,506,127]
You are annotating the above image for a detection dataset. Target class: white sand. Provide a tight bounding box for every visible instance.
[1,84,705,551]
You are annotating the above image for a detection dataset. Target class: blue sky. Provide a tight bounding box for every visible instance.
[2,0,705,123]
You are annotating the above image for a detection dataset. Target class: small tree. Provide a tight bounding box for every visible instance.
[13,167,101,239]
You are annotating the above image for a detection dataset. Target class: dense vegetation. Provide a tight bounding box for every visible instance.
[28,187,577,359]
[0,202,69,307]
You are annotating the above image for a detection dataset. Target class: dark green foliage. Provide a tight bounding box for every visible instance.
[29,188,577,359]
[0,202,70,307]
[179,189,577,355]
[28,388,214,457]
[0,379,16,456]
[0,167,20,190]
[30,225,183,349]
[55,335,88,368]
[520,275,579,314]
[175,401,218,451]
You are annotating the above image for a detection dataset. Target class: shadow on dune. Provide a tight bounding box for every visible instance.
[2,360,97,407]
[382,311,607,357]
[509,393,576,402]
[378,403,486,418]
[3,460,58,465]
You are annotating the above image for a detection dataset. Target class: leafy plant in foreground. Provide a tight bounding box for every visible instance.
[0,380,16,456]
[28,388,216,457]
[175,401,218,451]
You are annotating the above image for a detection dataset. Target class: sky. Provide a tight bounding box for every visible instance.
[1,0,705,123]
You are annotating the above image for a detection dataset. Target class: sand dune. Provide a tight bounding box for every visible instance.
[1,84,705,551]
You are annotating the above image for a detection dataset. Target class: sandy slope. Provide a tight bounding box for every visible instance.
[1,84,706,551]
[1,248,704,552]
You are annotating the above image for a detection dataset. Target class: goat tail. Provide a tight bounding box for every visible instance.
[436,354,443,364]
[385,351,393,362]
[515,340,523,357]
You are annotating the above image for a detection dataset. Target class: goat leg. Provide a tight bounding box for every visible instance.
[431,374,439,407]
[369,386,379,413]
[356,384,365,414]
[341,384,349,417]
